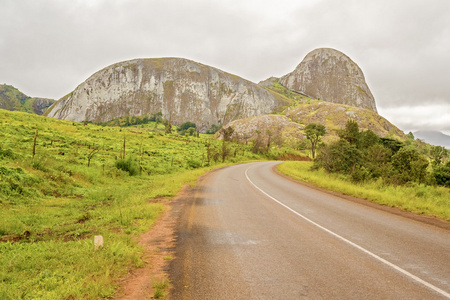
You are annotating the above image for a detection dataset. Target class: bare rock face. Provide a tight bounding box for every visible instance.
[280,48,377,112]
[46,58,285,131]
[31,98,55,115]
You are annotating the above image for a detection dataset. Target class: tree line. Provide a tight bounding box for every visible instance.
[311,119,449,187]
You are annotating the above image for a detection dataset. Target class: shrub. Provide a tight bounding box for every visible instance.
[316,140,362,173]
[31,160,44,172]
[0,147,16,160]
[178,122,196,132]
[433,162,450,187]
[115,157,140,176]
[206,124,221,134]
[0,166,39,200]
[186,158,201,169]
[391,147,429,184]
[351,165,370,183]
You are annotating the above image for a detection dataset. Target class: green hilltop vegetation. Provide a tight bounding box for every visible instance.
[264,79,404,138]
[0,108,305,299]
[0,84,55,115]
[225,79,406,153]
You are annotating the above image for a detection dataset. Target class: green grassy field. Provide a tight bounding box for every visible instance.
[278,161,450,222]
[0,109,264,299]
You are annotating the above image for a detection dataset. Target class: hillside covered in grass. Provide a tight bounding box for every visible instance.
[0,109,270,299]
[0,84,54,115]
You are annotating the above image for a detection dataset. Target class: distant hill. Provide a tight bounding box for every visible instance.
[0,84,55,115]
[414,131,450,149]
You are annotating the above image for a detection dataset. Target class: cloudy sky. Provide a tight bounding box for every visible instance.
[1,0,449,134]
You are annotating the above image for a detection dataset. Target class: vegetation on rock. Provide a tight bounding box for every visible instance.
[0,84,55,115]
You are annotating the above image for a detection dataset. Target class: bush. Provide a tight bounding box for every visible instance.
[206,124,221,134]
[178,122,196,132]
[0,166,39,200]
[186,158,201,169]
[391,147,429,184]
[351,165,370,183]
[0,147,16,160]
[316,140,362,173]
[433,162,450,187]
[314,119,433,186]
[115,157,140,176]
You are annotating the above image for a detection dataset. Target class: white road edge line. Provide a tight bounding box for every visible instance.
[245,165,450,299]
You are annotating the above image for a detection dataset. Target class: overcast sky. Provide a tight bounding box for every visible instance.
[1,0,449,135]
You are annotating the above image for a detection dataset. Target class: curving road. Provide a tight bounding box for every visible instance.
[169,161,450,299]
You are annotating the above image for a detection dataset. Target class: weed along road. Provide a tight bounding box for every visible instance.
[169,161,450,299]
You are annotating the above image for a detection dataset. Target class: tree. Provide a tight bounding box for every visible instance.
[316,139,362,174]
[32,129,38,159]
[220,126,234,162]
[380,137,404,154]
[338,119,360,145]
[251,130,265,153]
[430,145,448,166]
[359,129,379,150]
[151,112,163,128]
[391,147,429,184]
[433,161,450,187]
[266,129,273,151]
[179,122,196,132]
[305,123,326,159]
[206,124,221,134]
[164,121,172,135]
[178,122,197,136]
[406,132,415,140]
[186,127,196,136]
[87,147,99,167]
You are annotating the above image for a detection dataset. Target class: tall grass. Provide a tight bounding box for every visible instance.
[278,161,450,222]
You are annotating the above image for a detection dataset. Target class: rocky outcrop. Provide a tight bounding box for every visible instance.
[0,84,54,115]
[219,114,304,142]
[280,48,377,112]
[285,102,403,138]
[31,98,55,115]
[222,101,405,146]
[46,58,287,132]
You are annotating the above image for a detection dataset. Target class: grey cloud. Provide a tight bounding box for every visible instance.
[0,0,449,134]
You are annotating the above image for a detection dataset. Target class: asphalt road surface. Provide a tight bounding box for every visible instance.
[169,161,450,299]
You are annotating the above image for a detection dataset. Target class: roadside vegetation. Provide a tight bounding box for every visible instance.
[278,119,450,221]
[0,109,275,299]
[1,106,448,298]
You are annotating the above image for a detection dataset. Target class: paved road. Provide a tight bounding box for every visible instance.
[169,161,450,299]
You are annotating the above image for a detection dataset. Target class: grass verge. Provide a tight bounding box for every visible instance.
[0,163,237,299]
[277,161,450,222]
